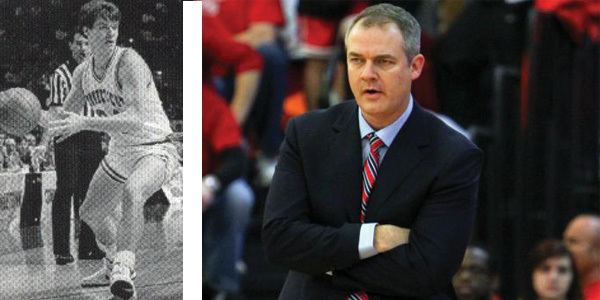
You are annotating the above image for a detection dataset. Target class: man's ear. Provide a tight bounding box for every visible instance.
[82,26,90,36]
[410,54,425,80]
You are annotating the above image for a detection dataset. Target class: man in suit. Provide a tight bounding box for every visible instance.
[262,4,483,299]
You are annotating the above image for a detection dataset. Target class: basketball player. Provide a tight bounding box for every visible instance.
[48,1,178,299]
[49,28,106,266]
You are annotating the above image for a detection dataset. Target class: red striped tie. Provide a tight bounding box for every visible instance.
[360,133,384,223]
[348,133,384,300]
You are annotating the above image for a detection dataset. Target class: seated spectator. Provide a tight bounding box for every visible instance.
[207,0,288,186]
[203,88,255,300]
[521,239,582,300]
[564,215,600,300]
[42,140,55,171]
[453,245,498,300]
[3,138,23,172]
[29,144,46,173]
[16,133,36,166]
[202,12,260,300]
[0,133,5,172]
[25,133,37,147]
[296,0,364,110]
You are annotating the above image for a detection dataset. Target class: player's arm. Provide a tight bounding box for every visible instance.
[39,67,85,144]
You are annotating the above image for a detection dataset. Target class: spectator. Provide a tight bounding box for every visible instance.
[25,133,37,147]
[296,0,365,110]
[203,90,254,300]
[202,12,260,300]
[42,140,55,171]
[564,215,600,300]
[207,0,288,186]
[3,138,23,172]
[0,133,5,172]
[17,134,34,165]
[522,239,582,300]
[453,245,497,300]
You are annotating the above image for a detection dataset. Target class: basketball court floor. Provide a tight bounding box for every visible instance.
[0,185,183,300]
[0,246,182,299]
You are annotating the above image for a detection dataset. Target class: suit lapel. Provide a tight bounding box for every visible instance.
[330,103,364,222]
[365,105,430,221]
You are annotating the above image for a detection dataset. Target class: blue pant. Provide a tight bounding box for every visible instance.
[254,42,288,157]
[203,179,254,292]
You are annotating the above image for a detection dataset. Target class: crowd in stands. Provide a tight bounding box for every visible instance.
[202,0,599,299]
[0,131,53,173]
[452,215,600,300]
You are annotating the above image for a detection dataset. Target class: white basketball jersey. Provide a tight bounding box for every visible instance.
[81,47,172,147]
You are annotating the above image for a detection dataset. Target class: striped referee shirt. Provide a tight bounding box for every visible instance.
[49,59,94,116]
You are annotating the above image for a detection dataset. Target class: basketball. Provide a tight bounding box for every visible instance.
[0,88,42,136]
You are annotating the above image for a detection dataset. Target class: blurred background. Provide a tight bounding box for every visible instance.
[202,0,599,299]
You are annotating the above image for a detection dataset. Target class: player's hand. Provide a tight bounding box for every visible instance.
[374,224,411,253]
[48,110,85,143]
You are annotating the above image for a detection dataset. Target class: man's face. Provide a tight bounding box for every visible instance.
[18,138,28,149]
[85,18,119,56]
[25,134,36,146]
[346,22,424,129]
[69,32,89,63]
[453,247,492,300]
[5,139,15,151]
[563,218,599,274]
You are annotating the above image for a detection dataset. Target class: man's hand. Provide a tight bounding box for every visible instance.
[48,110,86,143]
[38,108,66,146]
[374,224,411,253]
[202,186,214,212]
[202,175,220,212]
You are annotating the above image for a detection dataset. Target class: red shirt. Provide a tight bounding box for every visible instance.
[202,85,242,176]
[212,0,285,35]
[585,280,600,300]
[202,12,263,77]
[202,10,264,175]
[535,0,600,42]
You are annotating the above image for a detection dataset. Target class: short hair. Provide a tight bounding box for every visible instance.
[522,239,582,300]
[346,3,421,61]
[79,0,121,29]
[67,27,87,42]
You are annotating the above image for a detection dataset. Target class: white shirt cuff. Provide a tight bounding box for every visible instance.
[358,223,378,259]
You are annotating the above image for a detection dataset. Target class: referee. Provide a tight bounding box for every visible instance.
[49,28,105,265]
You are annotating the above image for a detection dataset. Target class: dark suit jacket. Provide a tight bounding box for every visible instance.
[262,100,483,299]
